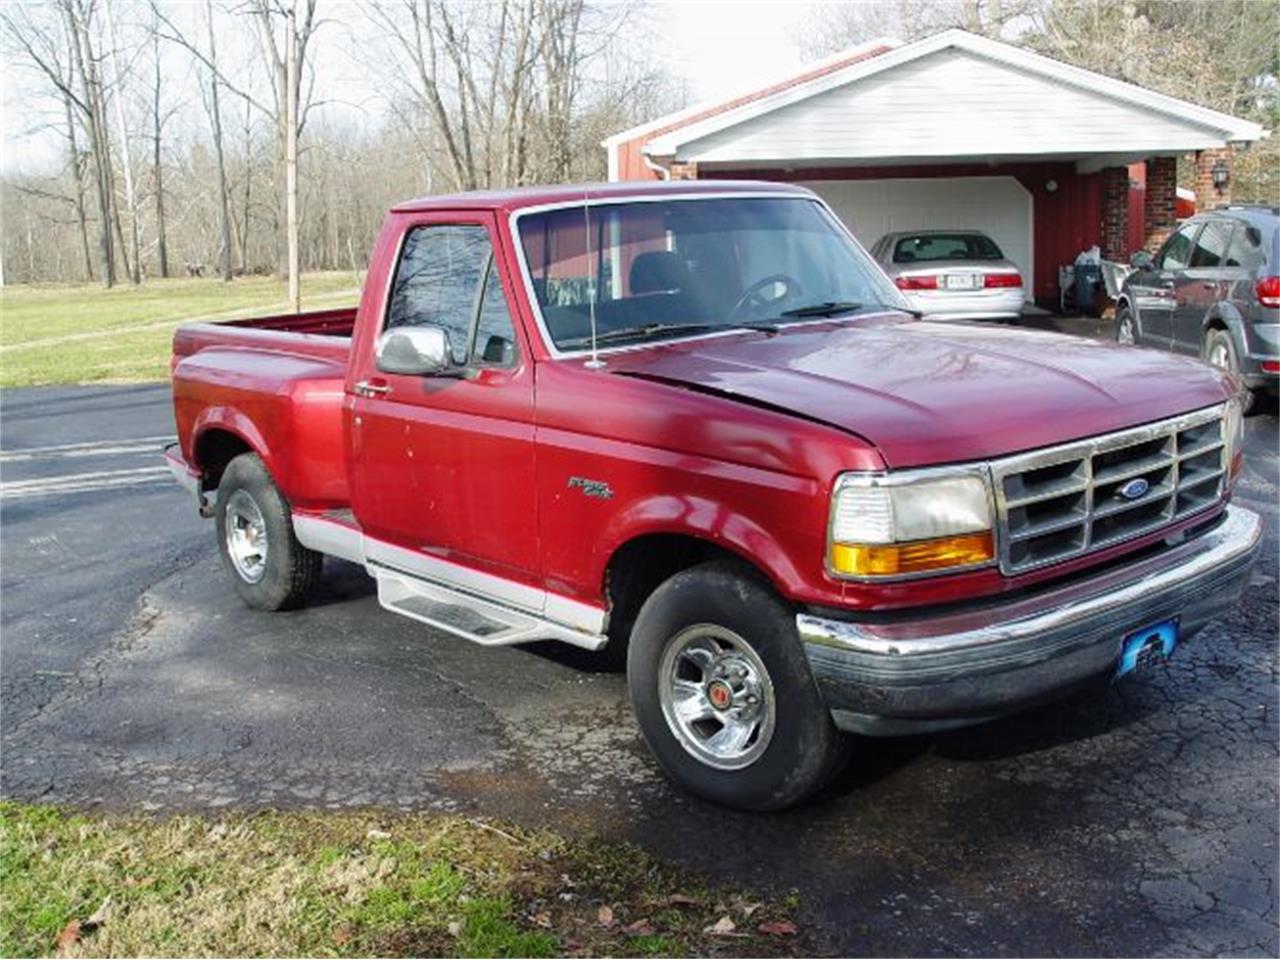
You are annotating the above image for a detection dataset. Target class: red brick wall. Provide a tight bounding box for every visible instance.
[1100,167,1130,261]
[1194,147,1232,211]
[1143,157,1178,253]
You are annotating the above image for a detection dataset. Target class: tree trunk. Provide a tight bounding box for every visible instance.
[63,86,94,282]
[285,4,300,310]
[104,0,140,283]
[206,0,233,281]
[152,30,168,278]
[65,0,115,286]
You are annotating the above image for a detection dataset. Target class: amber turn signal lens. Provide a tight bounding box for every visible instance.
[830,531,995,577]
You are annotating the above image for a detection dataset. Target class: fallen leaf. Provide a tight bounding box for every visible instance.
[597,904,615,927]
[626,918,656,935]
[366,828,391,840]
[85,895,113,929]
[447,920,463,937]
[667,893,699,907]
[741,901,763,918]
[207,824,227,842]
[332,926,353,946]
[532,912,552,928]
[704,915,737,935]
[758,920,798,937]
[53,920,81,953]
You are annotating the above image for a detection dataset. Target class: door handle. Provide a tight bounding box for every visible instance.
[354,380,391,397]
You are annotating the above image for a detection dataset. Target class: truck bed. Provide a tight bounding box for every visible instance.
[170,306,356,513]
[172,306,355,365]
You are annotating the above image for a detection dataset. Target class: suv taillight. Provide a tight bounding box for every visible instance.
[894,275,938,290]
[983,272,1022,289]
[1256,276,1280,308]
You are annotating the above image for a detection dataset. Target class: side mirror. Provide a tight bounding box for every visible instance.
[1130,250,1154,270]
[375,326,452,376]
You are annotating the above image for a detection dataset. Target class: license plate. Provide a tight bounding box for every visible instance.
[944,274,978,290]
[1115,617,1179,678]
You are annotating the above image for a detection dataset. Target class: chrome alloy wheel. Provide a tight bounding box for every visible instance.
[1207,339,1231,370]
[1117,312,1135,345]
[224,488,269,583]
[658,625,777,771]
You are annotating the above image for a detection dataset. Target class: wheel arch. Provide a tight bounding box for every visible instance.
[191,413,274,490]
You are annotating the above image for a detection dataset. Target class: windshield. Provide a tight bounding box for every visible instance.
[893,233,1003,263]
[516,196,909,351]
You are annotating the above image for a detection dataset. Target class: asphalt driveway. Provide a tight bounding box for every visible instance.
[2,382,1276,957]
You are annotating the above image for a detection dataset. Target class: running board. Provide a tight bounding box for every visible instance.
[373,565,606,651]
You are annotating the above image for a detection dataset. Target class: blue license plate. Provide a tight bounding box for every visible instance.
[1115,617,1179,678]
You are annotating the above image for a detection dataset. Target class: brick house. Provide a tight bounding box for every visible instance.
[604,30,1264,309]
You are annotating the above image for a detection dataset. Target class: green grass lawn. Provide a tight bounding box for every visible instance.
[0,802,798,958]
[0,273,361,388]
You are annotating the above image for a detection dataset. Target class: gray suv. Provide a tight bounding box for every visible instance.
[1116,205,1279,403]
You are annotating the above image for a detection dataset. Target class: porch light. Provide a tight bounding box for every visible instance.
[1211,159,1229,192]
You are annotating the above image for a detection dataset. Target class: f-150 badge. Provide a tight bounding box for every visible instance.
[568,476,613,499]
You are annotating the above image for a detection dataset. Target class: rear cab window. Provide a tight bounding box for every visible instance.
[386,224,519,368]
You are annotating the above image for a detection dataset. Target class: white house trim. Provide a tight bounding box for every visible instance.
[641,29,1263,160]
[600,38,900,149]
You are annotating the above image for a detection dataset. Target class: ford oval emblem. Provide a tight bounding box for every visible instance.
[1118,478,1150,501]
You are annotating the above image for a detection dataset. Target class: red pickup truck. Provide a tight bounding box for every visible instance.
[167,181,1261,810]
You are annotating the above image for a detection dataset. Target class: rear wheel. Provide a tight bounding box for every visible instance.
[215,452,321,610]
[1202,327,1255,412]
[1115,305,1136,345]
[627,561,847,811]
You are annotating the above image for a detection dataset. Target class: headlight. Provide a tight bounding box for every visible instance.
[828,468,996,578]
[1223,396,1244,479]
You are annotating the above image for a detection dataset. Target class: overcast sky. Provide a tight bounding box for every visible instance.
[0,1,836,176]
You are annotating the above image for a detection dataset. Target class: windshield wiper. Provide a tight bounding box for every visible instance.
[779,301,864,318]
[560,321,777,350]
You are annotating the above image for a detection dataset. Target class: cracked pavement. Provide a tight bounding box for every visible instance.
[2,383,1276,956]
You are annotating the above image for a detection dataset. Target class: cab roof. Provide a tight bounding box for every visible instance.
[390,179,814,215]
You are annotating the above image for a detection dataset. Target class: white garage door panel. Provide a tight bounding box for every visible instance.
[801,177,1033,300]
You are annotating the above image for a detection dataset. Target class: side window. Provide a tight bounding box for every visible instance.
[386,224,518,368]
[1157,223,1199,271]
[1224,223,1267,272]
[1190,220,1232,268]
[471,264,518,367]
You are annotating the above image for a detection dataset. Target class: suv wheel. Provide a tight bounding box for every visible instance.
[216,452,322,610]
[627,561,847,811]
[1115,306,1136,345]
[1202,327,1255,413]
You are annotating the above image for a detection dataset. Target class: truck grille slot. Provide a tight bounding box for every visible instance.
[993,406,1225,574]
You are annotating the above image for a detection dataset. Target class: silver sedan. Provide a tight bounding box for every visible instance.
[869,230,1026,320]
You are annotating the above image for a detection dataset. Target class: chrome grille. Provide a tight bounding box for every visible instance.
[992,406,1226,575]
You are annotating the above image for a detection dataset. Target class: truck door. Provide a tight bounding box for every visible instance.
[346,213,538,588]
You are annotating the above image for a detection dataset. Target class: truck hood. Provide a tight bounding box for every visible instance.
[606,314,1233,468]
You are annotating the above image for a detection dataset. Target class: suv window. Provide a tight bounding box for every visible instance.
[1225,222,1269,272]
[1190,220,1233,268]
[386,224,518,368]
[1157,223,1199,271]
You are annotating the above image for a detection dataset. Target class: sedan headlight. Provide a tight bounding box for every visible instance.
[1223,396,1244,480]
[828,468,996,578]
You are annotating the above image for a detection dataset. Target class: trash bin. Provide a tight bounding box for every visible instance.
[1074,263,1102,316]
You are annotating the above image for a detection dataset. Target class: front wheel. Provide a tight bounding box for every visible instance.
[215,452,322,610]
[627,562,847,811]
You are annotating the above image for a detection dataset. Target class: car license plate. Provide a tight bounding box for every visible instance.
[944,274,978,290]
[1115,617,1179,678]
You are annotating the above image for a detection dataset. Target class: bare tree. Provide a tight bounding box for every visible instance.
[203,0,233,281]
[103,0,141,282]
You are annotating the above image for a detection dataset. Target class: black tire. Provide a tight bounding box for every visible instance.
[215,452,321,611]
[1115,305,1136,345]
[627,561,847,811]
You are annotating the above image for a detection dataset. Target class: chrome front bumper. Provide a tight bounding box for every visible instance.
[798,505,1262,735]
